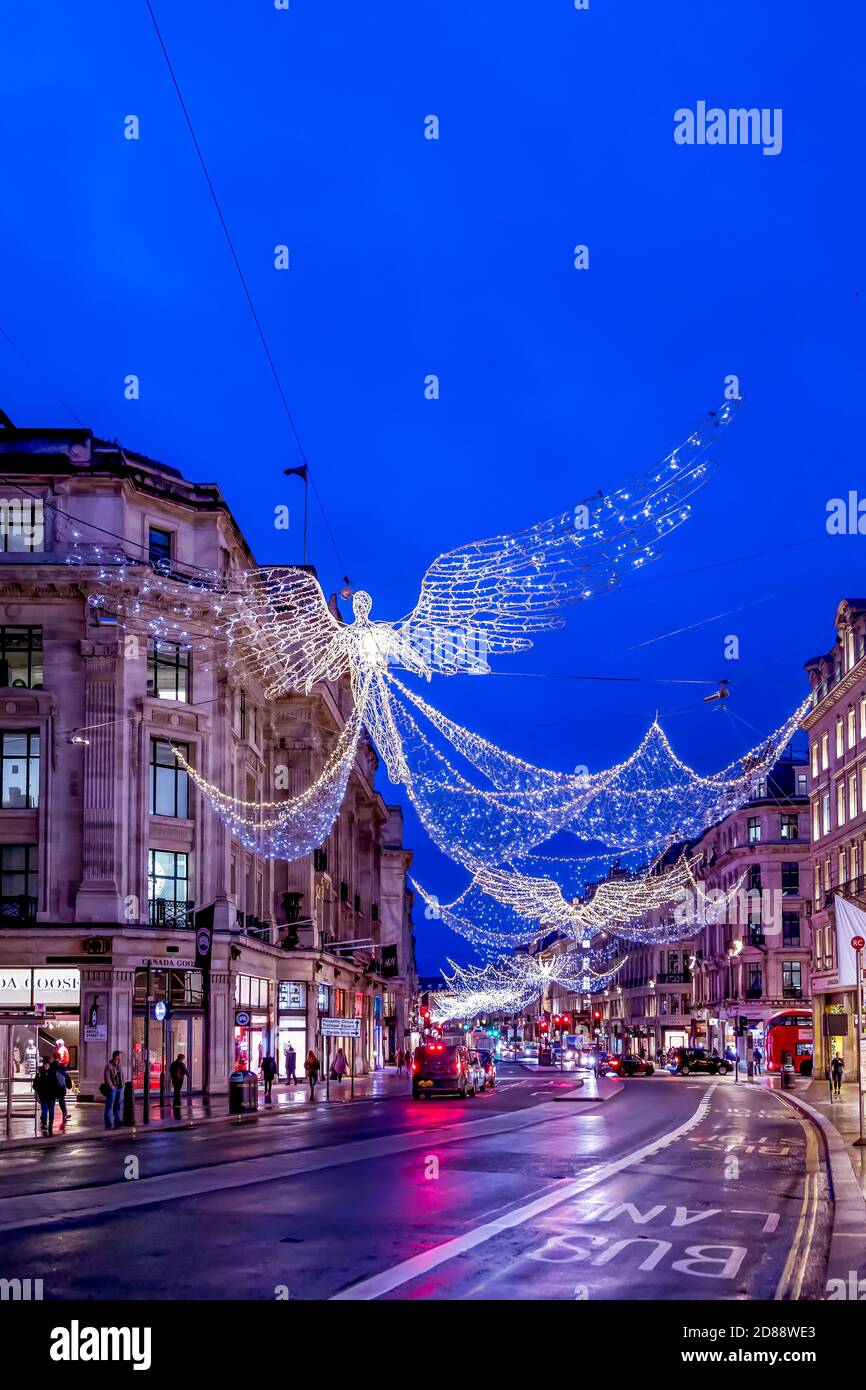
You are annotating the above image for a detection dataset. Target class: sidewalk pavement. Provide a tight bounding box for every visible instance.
[1,1067,416,1151]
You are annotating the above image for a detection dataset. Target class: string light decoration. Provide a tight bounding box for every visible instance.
[432,948,628,1022]
[221,401,740,698]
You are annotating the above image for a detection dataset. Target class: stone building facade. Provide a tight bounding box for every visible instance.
[0,426,416,1114]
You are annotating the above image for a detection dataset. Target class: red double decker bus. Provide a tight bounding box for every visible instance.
[764,1009,813,1074]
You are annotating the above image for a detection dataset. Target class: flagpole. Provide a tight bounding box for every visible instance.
[303,472,308,565]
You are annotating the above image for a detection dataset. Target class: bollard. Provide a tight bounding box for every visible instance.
[122,1079,135,1126]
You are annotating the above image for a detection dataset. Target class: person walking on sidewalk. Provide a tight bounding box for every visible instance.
[102,1051,124,1129]
[332,1047,349,1085]
[33,1058,61,1134]
[831,1052,845,1096]
[304,1049,320,1100]
[284,1042,297,1084]
[169,1053,188,1109]
[396,1047,404,1075]
[753,1045,763,1076]
[261,1052,277,1101]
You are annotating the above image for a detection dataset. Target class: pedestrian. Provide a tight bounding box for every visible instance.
[33,1058,61,1134]
[101,1050,124,1130]
[332,1047,349,1085]
[50,1056,72,1128]
[396,1047,404,1075]
[831,1052,844,1096]
[753,1045,763,1076]
[169,1052,188,1108]
[304,1049,320,1100]
[284,1042,297,1084]
[405,1048,413,1073]
[261,1052,277,1100]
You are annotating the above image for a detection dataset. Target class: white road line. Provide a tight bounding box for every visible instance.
[331,1083,718,1300]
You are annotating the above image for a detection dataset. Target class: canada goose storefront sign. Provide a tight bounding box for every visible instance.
[0,969,80,1008]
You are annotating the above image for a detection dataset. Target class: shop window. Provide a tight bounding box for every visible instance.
[1,730,39,808]
[0,626,43,689]
[0,844,38,915]
[149,739,189,817]
[147,639,190,703]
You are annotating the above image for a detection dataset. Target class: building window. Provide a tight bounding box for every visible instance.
[837,781,846,826]
[812,801,821,842]
[0,844,38,913]
[810,741,819,778]
[0,497,44,553]
[781,861,800,896]
[821,732,829,770]
[747,864,762,892]
[796,772,808,797]
[0,730,39,809]
[814,860,822,910]
[149,739,189,818]
[860,696,866,740]
[0,626,43,689]
[747,964,762,995]
[782,961,803,998]
[747,817,761,844]
[752,777,767,800]
[850,772,859,820]
[148,527,172,569]
[781,813,798,841]
[147,849,191,927]
[836,716,845,758]
[782,912,801,946]
[839,849,848,886]
[239,689,247,740]
[147,640,190,703]
[849,706,857,749]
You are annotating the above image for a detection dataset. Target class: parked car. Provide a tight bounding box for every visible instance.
[669,1047,731,1077]
[477,1048,497,1088]
[412,1043,476,1099]
[596,1053,623,1076]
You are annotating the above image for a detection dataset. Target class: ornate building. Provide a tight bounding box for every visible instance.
[0,425,416,1117]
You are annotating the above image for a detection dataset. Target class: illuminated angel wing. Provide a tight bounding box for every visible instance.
[399,400,739,668]
[224,567,345,697]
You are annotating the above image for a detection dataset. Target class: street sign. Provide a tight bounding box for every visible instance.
[853,936,865,952]
[154,1001,167,1022]
[321,1016,361,1037]
[235,1009,251,1027]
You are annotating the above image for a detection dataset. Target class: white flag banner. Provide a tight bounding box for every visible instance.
[833,896,866,988]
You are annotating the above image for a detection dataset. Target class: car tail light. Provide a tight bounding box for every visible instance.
[412,1062,419,1073]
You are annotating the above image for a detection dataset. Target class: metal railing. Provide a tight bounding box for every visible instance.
[0,894,37,922]
[148,898,194,930]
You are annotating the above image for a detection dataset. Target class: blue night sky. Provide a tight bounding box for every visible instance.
[2,2,864,973]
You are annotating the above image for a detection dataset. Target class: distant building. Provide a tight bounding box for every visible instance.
[802,599,866,1075]
[0,425,415,1116]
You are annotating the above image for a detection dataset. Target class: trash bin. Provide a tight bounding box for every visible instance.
[229,1069,258,1114]
[781,1063,795,1090]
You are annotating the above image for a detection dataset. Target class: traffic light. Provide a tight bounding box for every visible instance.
[561,1014,570,1027]
[593,1008,602,1023]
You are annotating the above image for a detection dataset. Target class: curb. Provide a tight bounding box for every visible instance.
[776,1087,866,1291]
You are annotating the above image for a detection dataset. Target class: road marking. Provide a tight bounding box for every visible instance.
[774,1095,822,1301]
[330,1084,718,1300]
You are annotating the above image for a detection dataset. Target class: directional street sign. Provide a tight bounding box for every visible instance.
[321,1017,361,1037]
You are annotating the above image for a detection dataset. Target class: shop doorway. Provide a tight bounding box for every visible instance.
[131,1012,204,1098]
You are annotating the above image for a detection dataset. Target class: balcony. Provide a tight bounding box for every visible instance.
[745,986,763,999]
[656,971,691,984]
[148,898,194,930]
[0,894,37,923]
[782,986,804,999]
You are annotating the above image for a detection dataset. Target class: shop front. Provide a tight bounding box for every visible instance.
[277,980,307,1077]
[131,962,205,1098]
[233,973,273,1076]
[0,967,81,1095]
